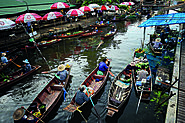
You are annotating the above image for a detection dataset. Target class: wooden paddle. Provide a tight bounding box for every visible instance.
[41,71,57,74]
[11,61,21,67]
[21,106,45,123]
[136,86,143,114]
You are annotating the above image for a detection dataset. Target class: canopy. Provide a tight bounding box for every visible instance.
[138,13,185,27]
[0,18,16,30]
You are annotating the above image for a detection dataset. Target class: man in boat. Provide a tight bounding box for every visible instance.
[1,53,9,66]
[56,64,68,84]
[152,37,163,50]
[75,86,90,105]
[21,59,32,75]
[137,65,148,81]
[110,26,115,33]
[98,58,109,75]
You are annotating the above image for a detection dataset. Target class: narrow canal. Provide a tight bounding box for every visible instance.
[0,17,169,123]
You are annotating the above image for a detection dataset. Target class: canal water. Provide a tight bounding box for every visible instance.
[0,17,170,123]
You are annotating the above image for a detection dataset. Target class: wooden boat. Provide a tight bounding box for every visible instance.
[63,61,110,113]
[21,39,62,50]
[133,50,152,101]
[0,65,41,91]
[0,56,18,73]
[15,65,71,122]
[57,30,89,38]
[89,23,112,28]
[79,30,102,38]
[149,40,163,55]
[106,65,133,117]
[101,29,117,40]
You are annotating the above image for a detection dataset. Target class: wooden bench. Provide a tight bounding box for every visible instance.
[50,84,64,91]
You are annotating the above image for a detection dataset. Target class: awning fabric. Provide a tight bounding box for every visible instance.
[138,13,185,27]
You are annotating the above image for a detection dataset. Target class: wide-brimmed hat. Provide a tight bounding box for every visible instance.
[155,38,161,42]
[13,108,24,120]
[1,53,6,56]
[130,62,135,66]
[23,59,29,64]
[57,64,65,71]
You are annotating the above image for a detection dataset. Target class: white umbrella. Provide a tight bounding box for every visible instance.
[0,18,16,30]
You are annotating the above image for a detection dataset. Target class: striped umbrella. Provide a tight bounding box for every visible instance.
[109,5,119,11]
[66,9,84,17]
[50,2,70,9]
[79,6,94,12]
[15,13,42,23]
[120,2,135,6]
[42,12,63,20]
[88,4,100,9]
[0,18,16,30]
[100,5,110,11]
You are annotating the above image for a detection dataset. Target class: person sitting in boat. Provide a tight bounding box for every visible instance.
[56,64,68,84]
[110,26,115,33]
[98,58,109,75]
[1,53,9,65]
[21,59,32,75]
[94,27,98,32]
[137,65,148,81]
[152,37,163,49]
[100,20,103,25]
[75,86,90,105]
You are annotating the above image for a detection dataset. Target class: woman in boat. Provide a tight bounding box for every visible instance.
[1,53,9,65]
[152,37,163,49]
[137,65,148,81]
[56,64,68,84]
[98,58,108,74]
[75,86,90,105]
[21,59,32,75]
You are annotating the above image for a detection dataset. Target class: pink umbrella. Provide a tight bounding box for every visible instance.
[66,9,84,17]
[79,6,94,12]
[42,12,63,20]
[15,13,42,24]
[109,5,119,11]
[0,18,16,30]
[100,5,110,11]
[51,2,70,9]
[120,2,135,6]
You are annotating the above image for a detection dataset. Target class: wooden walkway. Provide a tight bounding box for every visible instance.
[177,40,185,122]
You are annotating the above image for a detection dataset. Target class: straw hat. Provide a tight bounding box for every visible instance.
[131,62,135,66]
[49,29,54,32]
[57,64,66,71]
[23,59,29,64]
[1,53,6,56]
[13,108,24,120]
[155,38,161,42]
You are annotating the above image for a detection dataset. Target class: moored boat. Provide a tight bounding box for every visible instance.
[133,49,152,101]
[89,23,111,28]
[57,30,89,38]
[21,39,62,50]
[0,65,41,91]
[63,60,110,113]
[13,65,71,122]
[101,29,117,40]
[79,30,102,38]
[106,64,133,117]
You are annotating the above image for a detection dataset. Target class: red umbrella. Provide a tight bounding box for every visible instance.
[100,5,110,11]
[79,6,94,12]
[66,9,84,17]
[15,13,42,24]
[0,19,16,30]
[109,5,119,11]
[51,2,70,9]
[42,12,63,20]
[120,2,135,6]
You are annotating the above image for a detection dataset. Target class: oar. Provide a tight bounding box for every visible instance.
[96,41,104,50]
[136,86,143,114]
[11,61,21,67]
[84,86,102,122]
[21,106,45,123]
[41,71,58,74]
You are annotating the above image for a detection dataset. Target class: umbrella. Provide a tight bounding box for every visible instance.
[42,12,63,20]
[88,4,100,9]
[51,2,70,9]
[109,5,119,11]
[15,13,42,24]
[100,5,110,11]
[66,9,84,17]
[0,18,16,30]
[120,2,135,6]
[79,6,94,12]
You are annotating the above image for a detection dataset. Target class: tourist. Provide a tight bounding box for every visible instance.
[98,58,109,74]
[56,64,68,84]
[1,53,9,65]
[137,65,148,81]
[21,59,32,75]
[75,86,89,105]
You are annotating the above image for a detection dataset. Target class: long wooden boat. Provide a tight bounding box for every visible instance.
[0,65,41,91]
[89,23,112,28]
[106,65,133,117]
[21,39,62,50]
[79,30,102,38]
[57,30,89,38]
[14,65,71,123]
[133,50,152,101]
[63,61,110,113]
[101,29,117,40]
[0,56,18,73]
[110,18,125,22]
[149,40,163,55]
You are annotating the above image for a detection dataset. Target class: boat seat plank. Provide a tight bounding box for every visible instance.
[50,84,64,91]
[63,104,78,112]
[106,106,119,112]
[93,74,105,79]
